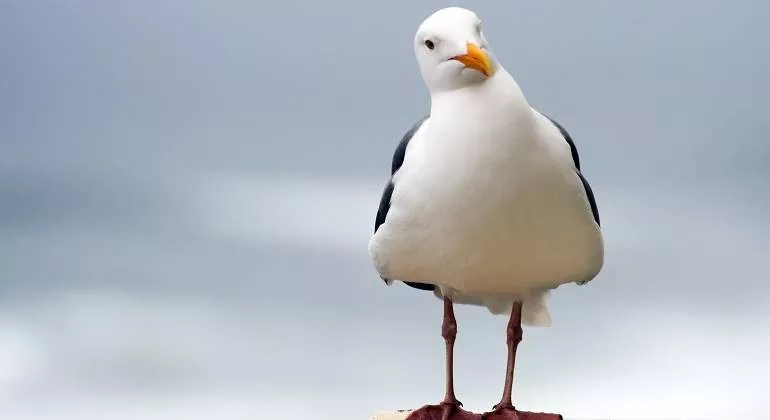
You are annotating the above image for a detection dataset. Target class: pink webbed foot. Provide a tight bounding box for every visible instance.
[481,405,519,420]
[405,403,480,420]
[483,408,563,420]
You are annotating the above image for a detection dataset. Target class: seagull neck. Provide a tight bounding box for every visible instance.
[429,70,534,125]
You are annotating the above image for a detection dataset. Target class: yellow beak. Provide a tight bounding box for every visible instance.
[451,42,493,77]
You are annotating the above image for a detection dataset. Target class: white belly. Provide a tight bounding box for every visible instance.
[369,118,604,298]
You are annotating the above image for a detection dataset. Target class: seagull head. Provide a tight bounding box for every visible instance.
[414,7,499,93]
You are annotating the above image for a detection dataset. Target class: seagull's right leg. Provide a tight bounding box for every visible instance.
[405,296,477,420]
[440,295,462,419]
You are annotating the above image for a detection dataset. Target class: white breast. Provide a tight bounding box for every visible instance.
[369,71,604,298]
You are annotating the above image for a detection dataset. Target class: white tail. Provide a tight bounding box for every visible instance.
[435,286,553,327]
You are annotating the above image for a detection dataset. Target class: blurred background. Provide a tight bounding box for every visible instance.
[1,1,769,419]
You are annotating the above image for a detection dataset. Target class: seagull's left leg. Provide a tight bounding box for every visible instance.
[488,301,523,419]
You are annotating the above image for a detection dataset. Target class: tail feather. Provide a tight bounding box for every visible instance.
[520,291,552,327]
[433,286,553,327]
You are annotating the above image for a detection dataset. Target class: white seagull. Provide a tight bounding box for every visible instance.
[368,7,604,420]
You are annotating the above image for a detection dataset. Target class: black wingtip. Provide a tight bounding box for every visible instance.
[577,171,600,226]
[403,281,436,291]
[543,113,580,171]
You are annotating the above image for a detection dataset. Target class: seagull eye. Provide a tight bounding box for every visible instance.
[424,39,435,50]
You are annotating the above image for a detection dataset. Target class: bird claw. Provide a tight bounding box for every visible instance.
[482,404,519,420]
[440,399,466,420]
[404,403,477,420]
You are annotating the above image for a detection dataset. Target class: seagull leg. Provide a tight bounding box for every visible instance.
[488,301,523,419]
[406,296,478,420]
[440,296,462,419]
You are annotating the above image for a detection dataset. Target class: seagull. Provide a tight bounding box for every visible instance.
[368,6,604,420]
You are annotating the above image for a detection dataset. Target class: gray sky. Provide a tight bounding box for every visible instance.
[1,1,769,419]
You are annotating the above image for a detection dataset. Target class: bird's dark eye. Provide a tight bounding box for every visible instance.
[424,39,435,50]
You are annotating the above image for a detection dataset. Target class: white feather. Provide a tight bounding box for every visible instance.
[368,7,604,326]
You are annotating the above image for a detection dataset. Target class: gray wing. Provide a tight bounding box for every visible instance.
[374,116,435,291]
[540,113,601,286]
[374,116,428,233]
[542,114,600,227]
